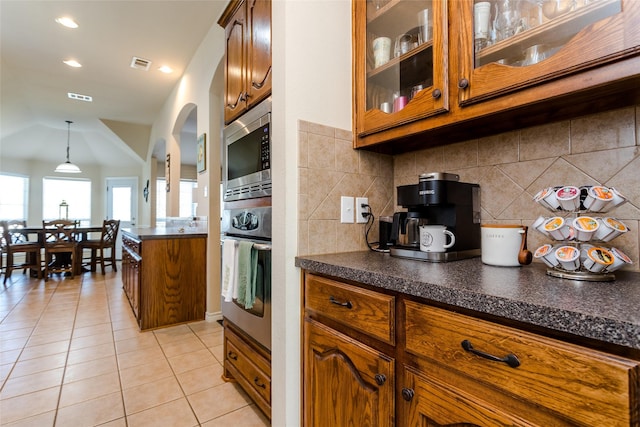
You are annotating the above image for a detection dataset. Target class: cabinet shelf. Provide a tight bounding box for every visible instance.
[368,41,432,79]
[476,0,621,66]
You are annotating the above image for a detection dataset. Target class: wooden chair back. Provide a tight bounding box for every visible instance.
[1,220,29,247]
[42,219,77,248]
[101,219,120,245]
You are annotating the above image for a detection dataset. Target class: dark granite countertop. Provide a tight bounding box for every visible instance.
[122,227,208,240]
[295,251,640,351]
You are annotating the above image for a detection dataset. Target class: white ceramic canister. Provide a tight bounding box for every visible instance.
[534,244,558,267]
[481,224,527,267]
[554,245,580,271]
[582,247,614,273]
[556,186,580,211]
[606,247,633,272]
[572,216,599,242]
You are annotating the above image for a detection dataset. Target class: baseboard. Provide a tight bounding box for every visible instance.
[205,311,222,322]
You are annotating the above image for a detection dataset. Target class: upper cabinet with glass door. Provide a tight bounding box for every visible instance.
[353,0,448,142]
[459,0,640,105]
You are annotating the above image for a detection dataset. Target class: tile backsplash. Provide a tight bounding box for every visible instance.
[298,106,640,271]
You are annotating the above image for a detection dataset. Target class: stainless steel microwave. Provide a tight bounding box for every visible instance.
[222,97,272,201]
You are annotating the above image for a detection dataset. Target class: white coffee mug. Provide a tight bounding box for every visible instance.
[419,225,455,253]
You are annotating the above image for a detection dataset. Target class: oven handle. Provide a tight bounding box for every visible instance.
[221,239,271,252]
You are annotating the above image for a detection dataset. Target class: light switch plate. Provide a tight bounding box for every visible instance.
[340,196,354,223]
[356,197,369,223]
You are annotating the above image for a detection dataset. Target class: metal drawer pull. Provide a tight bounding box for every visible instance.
[254,377,266,388]
[329,296,352,309]
[374,374,386,386]
[461,339,520,368]
[228,351,238,361]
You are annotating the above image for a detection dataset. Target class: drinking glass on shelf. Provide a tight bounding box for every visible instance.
[495,0,525,41]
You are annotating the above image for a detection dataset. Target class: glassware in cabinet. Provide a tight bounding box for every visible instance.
[355,0,449,137]
[459,0,638,106]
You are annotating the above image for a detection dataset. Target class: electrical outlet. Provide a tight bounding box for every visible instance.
[340,196,354,223]
[356,197,369,224]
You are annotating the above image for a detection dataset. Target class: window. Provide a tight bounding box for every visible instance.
[156,178,166,226]
[179,180,197,217]
[156,178,197,221]
[42,177,91,224]
[0,174,29,220]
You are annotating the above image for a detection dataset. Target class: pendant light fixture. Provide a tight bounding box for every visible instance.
[55,120,81,173]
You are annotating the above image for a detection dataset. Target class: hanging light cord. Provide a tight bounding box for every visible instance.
[65,120,73,162]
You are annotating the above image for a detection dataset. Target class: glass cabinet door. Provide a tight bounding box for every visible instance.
[354,0,448,139]
[459,0,640,105]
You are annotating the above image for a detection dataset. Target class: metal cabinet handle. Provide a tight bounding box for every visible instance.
[401,388,415,401]
[329,296,352,309]
[227,351,238,361]
[254,377,266,388]
[461,339,520,368]
[374,374,386,386]
[458,78,469,89]
[432,88,442,99]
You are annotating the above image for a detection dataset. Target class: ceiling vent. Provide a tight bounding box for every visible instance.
[68,92,93,102]
[130,56,152,71]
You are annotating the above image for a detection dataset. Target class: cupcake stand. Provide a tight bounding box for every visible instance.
[532,185,633,282]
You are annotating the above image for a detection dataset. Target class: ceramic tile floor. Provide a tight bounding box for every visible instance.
[0,266,270,426]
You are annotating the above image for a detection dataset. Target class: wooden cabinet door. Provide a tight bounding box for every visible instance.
[224,1,248,124]
[353,0,449,140]
[303,318,394,427]
[247,0,271,108]
[401,367,537,427]
[456,0,640,106]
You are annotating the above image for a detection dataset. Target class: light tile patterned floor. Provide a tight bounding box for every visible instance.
[0,266,270,426]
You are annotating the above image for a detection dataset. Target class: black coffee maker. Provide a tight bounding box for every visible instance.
[389,172,481,262]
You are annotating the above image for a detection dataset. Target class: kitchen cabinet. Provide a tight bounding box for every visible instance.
[219,0,272,125]
[121,229,206,330]
[353,0,449,138]
[121,234,140,319]
[403,302,640,426]
[223,320,271,419]
[301,271,640,426]
[353,0,640,151]
[303,274,395,427]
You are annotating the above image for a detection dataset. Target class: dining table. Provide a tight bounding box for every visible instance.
[18,224,104,276]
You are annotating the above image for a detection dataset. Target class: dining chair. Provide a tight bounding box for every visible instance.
[0,220,42,284]
[42,219,77,281]
[79,219,120,274]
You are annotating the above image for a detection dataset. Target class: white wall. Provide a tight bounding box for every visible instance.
[271,0,352,424]
[152,1,353,423]
[145,12,226,321]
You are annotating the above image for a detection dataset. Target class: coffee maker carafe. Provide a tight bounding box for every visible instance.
[390,172,481,262]
[390,212,425,248]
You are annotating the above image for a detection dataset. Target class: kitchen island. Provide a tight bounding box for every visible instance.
[297,251,640,426]
[122,227,207,330]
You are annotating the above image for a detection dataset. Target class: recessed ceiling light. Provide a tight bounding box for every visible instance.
[63,59,82,68]
[55,17,78,29]
[158,65,173,74]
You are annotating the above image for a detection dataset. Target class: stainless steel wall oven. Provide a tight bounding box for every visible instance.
[221,203,271,351]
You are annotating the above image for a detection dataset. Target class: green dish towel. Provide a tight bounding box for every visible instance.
[236,241,258,309]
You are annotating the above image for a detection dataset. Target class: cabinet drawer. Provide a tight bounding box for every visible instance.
[404,302,640,426]
[225,325,271,405]
[305,274,395,345]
